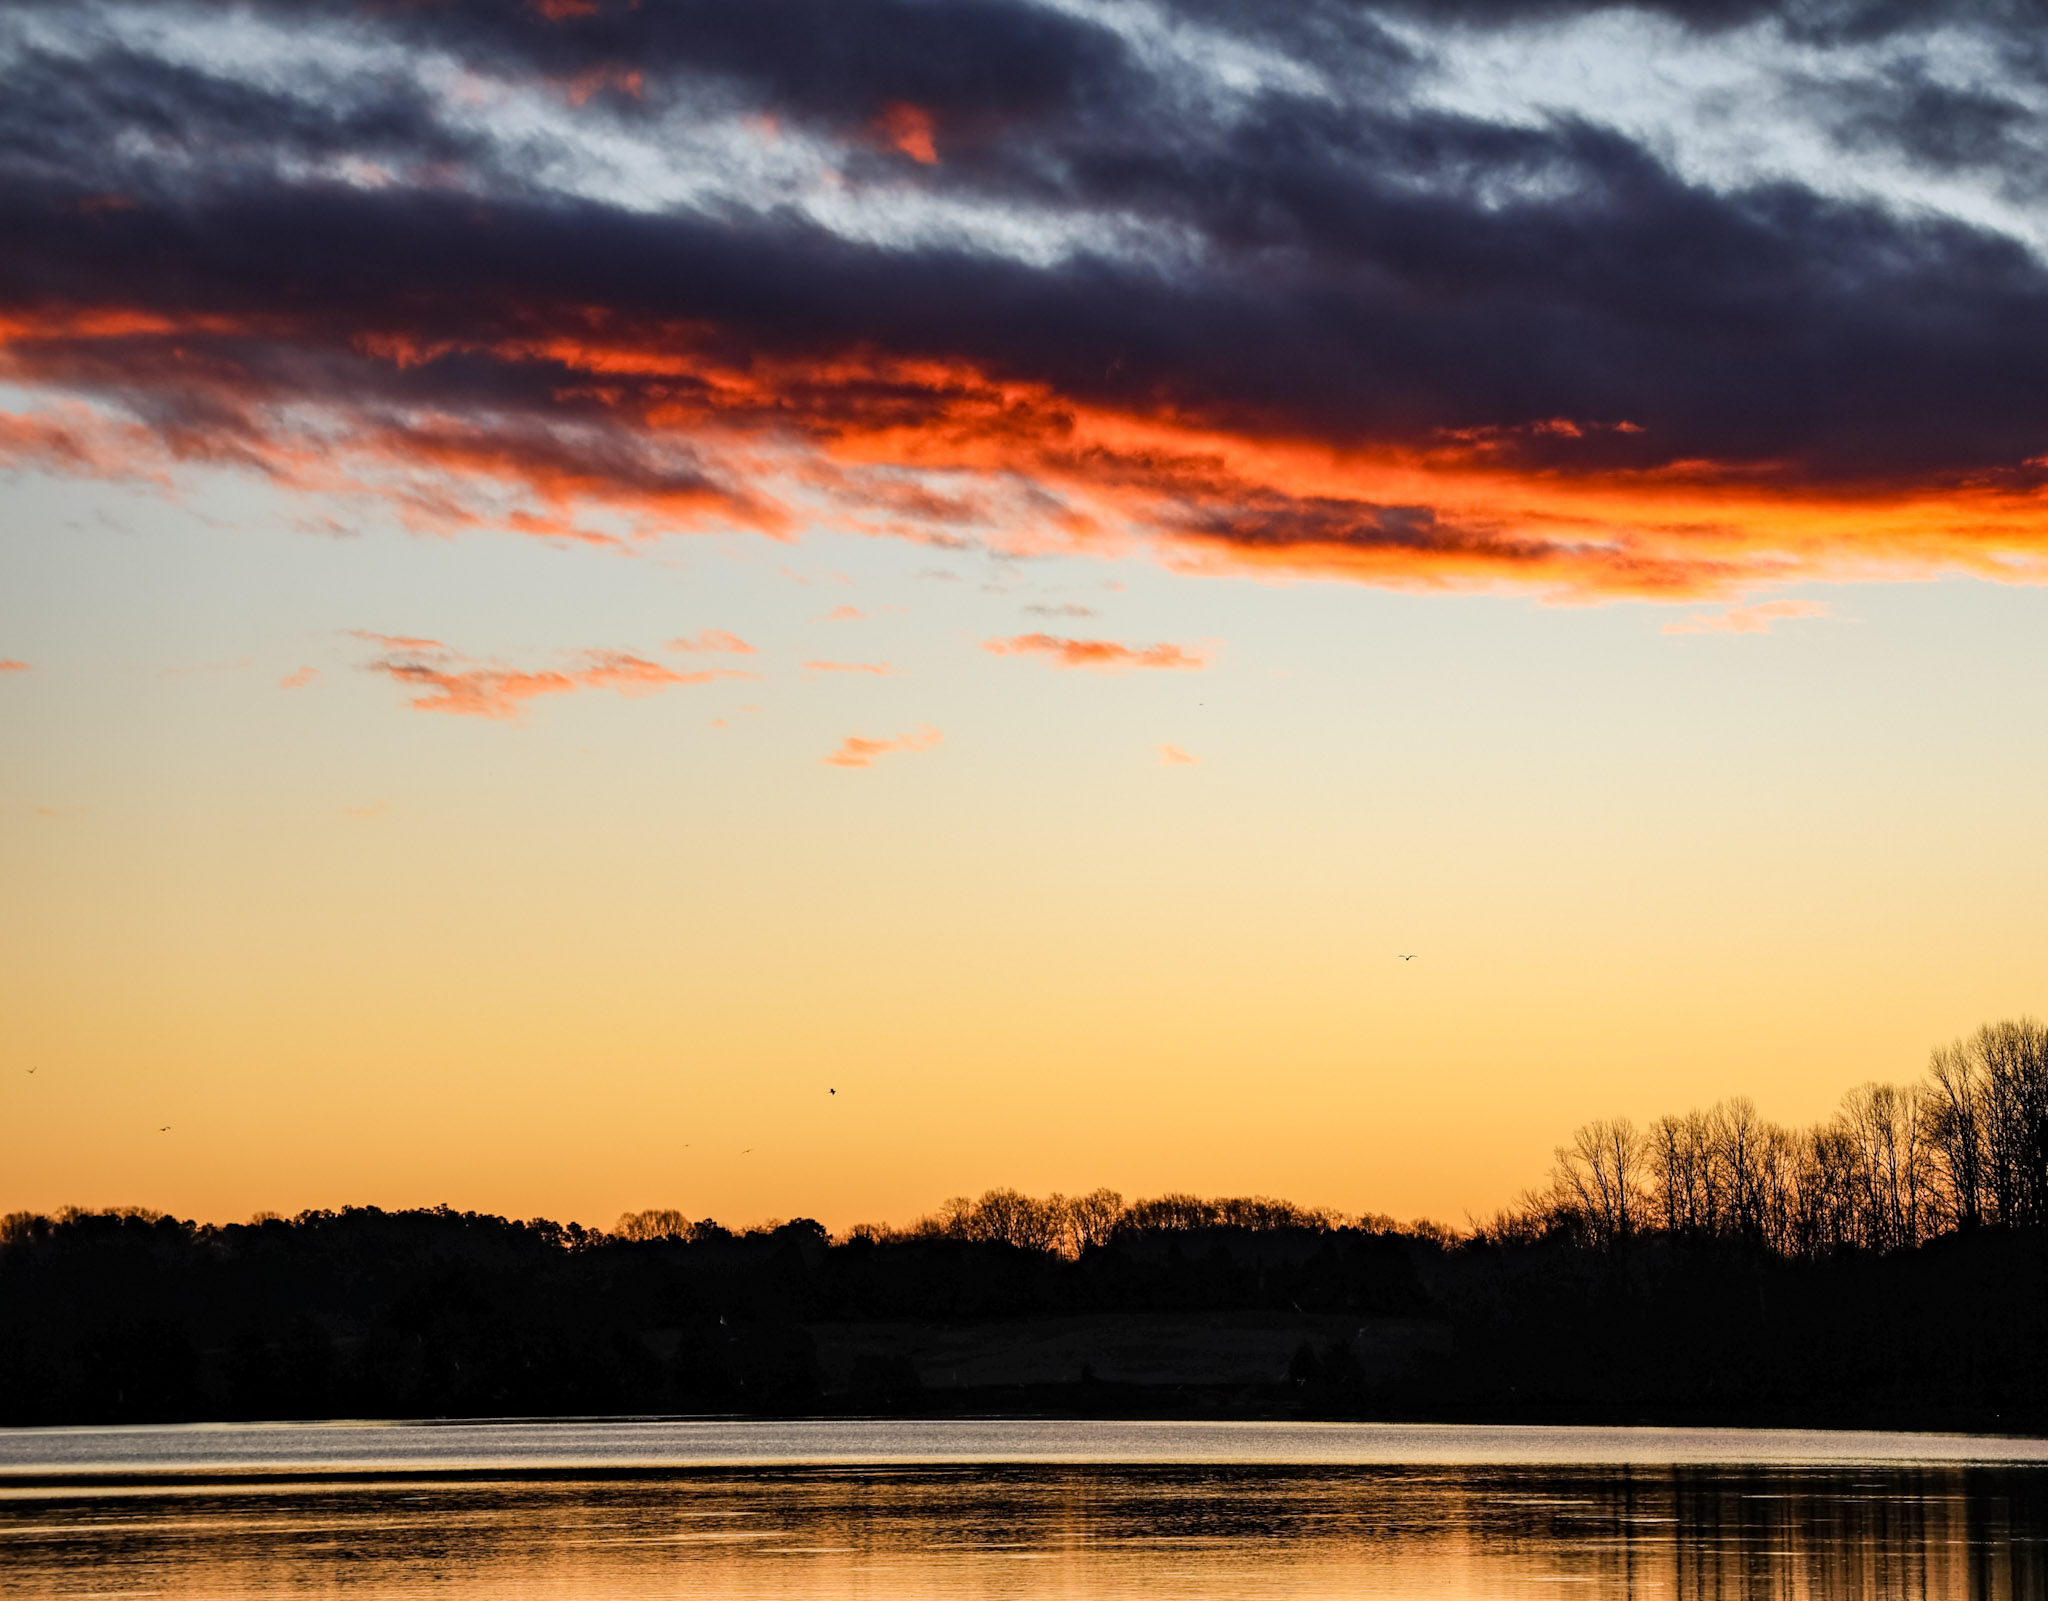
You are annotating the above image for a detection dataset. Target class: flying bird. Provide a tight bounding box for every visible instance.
[159,1125,171,1132]
[1398,953,1418,961]
[829,1088,836,1095]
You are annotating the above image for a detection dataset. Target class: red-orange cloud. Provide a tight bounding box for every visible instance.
[1158,743,1198,765]
[10,303,2048,608]
[984,633,1207,670]
[0,660,30,672]
[822,725,943,768]
[279,666,319,689]
[873,102,939,165]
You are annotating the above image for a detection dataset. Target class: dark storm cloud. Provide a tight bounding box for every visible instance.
[11,113,2047,487]
[6,0,2048,591]
[0,40,488,196]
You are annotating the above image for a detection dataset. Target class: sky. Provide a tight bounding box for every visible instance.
[3,0,2047,1231]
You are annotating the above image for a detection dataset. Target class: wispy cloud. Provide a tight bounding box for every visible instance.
[1158,743,1199,765]
[1663,599,1834,636]
[823,725,943,768]
[984,634,1207,670]
[1024,602,1097,619]
[803,660,891,676]
[816,605,864,622]
[666,629,755,654]
[360,636,755,720]
[352,631,447,653]
[343,801,388,819]
[0,660,30,673]
[279,665,319,689]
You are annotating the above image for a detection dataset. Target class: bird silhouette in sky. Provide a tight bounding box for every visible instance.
[159,1125,171,1132]
[741,1148,752,1155]
[1398,953,1418,961]
[25,1067,35,1074]
[829,1088,836,1095]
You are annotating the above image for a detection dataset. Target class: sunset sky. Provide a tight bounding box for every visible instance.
[3,0,2047,1231]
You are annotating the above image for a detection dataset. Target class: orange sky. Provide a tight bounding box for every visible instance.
[5,0,2048,1230]
[3,461,2044,1229]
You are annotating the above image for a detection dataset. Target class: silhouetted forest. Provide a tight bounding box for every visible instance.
[5,1018,2046,1430]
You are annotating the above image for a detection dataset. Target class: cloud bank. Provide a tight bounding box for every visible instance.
[6,0,2048,598]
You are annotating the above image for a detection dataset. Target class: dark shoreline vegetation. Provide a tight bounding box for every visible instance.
[6,1019,2047,1432]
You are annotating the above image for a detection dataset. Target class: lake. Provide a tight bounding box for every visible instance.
[4,1419,2046,1598]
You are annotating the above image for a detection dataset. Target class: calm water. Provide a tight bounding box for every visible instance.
[4,1420,2047,1598]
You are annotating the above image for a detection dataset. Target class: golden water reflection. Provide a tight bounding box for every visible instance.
[4,1465,2046,1599]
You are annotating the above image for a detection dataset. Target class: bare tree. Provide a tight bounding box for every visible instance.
[1553,1118,1646,1249]
[1756,1121,1800,1255]
[1979,1018,2048,1227]
[1839,1082,1931,1252]
[1065,1188,1124,1253]
[1123,1193,1217,1232]
[1650,1108,1730,1239]
[612,1209,698,1242]
[1717,1097,1768,1246]
[1925,1038,1987,1230]
[1650,1114,1691,1236]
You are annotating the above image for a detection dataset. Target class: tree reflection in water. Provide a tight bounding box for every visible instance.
[5,1464,2047,1599]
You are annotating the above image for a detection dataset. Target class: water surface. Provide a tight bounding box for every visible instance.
[6,1417,2047,1475]
[4,1421,2045,1599]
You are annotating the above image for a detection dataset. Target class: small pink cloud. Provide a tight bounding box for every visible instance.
[0,659,29,672]
[1664,599,1833,636]
[666,629,755,655]
[823,725,943,768]
[804,660,891,676]
[817,605,864,622]
[360,636,756,721]
[1158,744,1199,766]
[351,630,448,653]
[984,633,1207,671]
[279,666,320,689]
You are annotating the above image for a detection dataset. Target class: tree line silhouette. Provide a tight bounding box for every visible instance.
[1502,1017,2048,1255]
[3,1016,2045,1430]
[611,1186,1411,1258]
